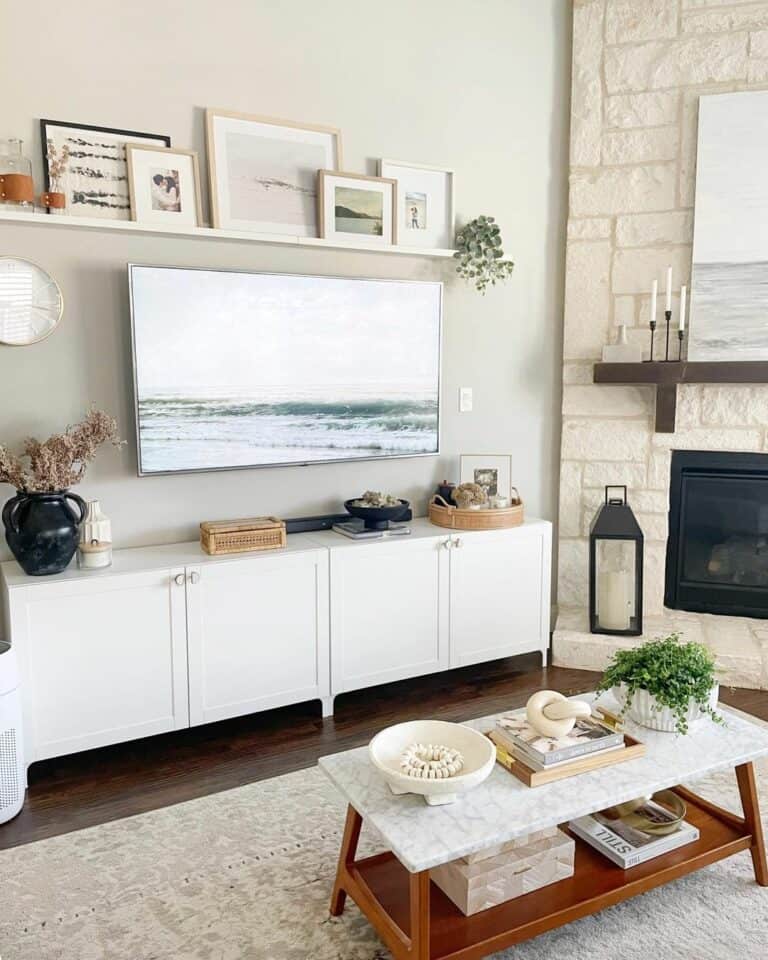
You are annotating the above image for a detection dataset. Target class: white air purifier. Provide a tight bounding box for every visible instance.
[0,640,24,824]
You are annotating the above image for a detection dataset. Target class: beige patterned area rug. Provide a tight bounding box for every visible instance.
[2,751,768,959]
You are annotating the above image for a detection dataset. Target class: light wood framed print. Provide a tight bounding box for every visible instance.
[460,454,512,498]
[318,171,397,247]
[379,159,455,249]
[126,145,202,226]
[206,109,342,235]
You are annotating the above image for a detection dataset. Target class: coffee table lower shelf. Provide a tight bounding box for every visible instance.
[330,770,767,960]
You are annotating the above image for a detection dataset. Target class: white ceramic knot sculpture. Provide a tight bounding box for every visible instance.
[526,690,592,739]
[400,743,464,779]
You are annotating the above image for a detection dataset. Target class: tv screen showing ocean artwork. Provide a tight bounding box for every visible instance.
[689,91,768,361]
[129,266,442,474]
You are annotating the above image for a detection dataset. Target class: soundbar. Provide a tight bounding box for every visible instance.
[285,508,413,534]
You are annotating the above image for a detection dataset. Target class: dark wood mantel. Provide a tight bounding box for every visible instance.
[593,361,768,433]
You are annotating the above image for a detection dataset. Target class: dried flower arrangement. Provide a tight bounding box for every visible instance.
[0,409,121,493]
[352,491,402,508]
[45,137,70,192]
[453,482,488,509]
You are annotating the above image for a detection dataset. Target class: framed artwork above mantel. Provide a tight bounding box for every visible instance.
[689,90,768,361]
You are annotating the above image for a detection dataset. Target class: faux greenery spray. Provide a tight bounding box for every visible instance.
[596,633,722,736]
[454,216,515,294]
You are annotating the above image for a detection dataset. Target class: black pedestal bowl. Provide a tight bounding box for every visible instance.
[343,498,410,530]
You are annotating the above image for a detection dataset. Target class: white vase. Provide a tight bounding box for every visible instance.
[80,499,112,544]
[613,683,719,733]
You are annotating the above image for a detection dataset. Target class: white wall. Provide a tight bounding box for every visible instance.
[0,0,570,559]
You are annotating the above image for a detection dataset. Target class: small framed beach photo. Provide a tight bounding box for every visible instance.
[317,171,397,246]
[460,454,512,498]
[379,159,454,249]
[126,145,202,226]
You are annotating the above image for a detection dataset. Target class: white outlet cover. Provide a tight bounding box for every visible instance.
[459,387,473,412]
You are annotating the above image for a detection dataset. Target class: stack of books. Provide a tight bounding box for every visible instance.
[489,711,644,786]
[569,800,699,868]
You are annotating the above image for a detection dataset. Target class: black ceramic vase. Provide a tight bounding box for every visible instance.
[2,490,87,576]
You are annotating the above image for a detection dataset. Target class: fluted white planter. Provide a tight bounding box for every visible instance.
[613,683,719,733]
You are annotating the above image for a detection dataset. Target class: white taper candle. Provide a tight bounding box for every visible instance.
[651,279,658,324]
[665,266,672,312]
[679,285,687,331]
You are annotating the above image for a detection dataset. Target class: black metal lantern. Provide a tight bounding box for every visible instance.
[589,486,644,636]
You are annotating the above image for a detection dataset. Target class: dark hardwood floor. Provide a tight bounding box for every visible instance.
[3,655,766,851]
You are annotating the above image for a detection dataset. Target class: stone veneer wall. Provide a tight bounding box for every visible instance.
[554,0,768,687]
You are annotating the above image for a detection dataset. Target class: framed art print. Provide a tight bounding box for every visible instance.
[40,119,171,220]
[318,171,397,246]
[206,109,342,235]
[689,90,768,360]
[460,454,512,498]
[379,159,454,249]
[126,145,202,226]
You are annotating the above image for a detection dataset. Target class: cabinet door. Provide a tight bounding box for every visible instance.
[449,528,549,668]
[330,536,449,695]
[186,550,329,726]
[15,569,189,763]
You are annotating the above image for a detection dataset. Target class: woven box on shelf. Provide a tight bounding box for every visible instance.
[430,827,575,916]
[200,517,286,555]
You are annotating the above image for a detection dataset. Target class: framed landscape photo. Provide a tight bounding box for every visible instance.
[40,119,171,220]
[126,145,202,227]
[689,90,768,360]
[460,454,512,498]
[318,171,397,247]
[206,109,342,235]
[379,159,454,249]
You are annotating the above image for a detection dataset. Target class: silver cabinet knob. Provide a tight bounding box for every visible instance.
[442,538,453,550]
[454,537,463,549]
[189,571,200,584]
[174,573,185,586]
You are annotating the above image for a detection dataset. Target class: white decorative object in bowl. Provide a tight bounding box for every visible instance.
[613,683,719,733]
[369,720,495,806]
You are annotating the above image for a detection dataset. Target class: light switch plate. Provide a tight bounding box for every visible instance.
[459,387,473,412]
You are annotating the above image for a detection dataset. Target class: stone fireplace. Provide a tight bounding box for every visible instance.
[552,2,768,689]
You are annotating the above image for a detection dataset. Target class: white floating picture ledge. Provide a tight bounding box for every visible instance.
[0,208,456,259]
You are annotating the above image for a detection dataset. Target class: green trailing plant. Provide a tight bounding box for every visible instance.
[454,215,515,294]
[596,633,722,736]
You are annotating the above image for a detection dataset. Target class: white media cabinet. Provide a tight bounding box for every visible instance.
[0,518,551,773]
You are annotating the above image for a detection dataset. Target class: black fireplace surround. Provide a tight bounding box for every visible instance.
[665,450,768,618]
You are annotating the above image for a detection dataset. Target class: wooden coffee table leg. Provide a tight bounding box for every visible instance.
[330,804,363,915]
[736,761,768,887]
[408,869,431,960]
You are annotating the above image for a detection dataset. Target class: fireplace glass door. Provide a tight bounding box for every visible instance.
[666,451,768,618]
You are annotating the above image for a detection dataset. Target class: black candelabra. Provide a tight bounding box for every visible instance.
[664,308,672,361]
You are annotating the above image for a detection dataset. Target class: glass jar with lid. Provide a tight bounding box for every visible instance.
[0,139,35,208]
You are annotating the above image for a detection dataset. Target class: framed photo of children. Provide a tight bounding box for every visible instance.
[460,454,512,499]
[126,146,202,227]
[379,159,455,249]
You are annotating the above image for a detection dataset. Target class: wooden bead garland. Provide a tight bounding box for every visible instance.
[400,743,464,779]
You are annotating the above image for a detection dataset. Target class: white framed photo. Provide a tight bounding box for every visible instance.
[206,109,342,235]
[379,159,454,249]
[318,171,397,246]
[126,145,202,226]
[460,454,512,498]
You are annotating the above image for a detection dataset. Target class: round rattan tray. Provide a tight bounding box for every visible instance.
[428,492,524,531]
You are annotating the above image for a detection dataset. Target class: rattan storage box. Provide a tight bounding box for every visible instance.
[200,517,286,555]
[431,828,575,916]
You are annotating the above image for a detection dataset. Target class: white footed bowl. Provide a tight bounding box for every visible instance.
[613,683,720,733]
[369,720,495,806]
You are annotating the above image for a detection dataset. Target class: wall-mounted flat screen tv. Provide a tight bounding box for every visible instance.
[129,265,442,475]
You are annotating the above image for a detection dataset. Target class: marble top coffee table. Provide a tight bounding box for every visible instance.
[319,696,768,960]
